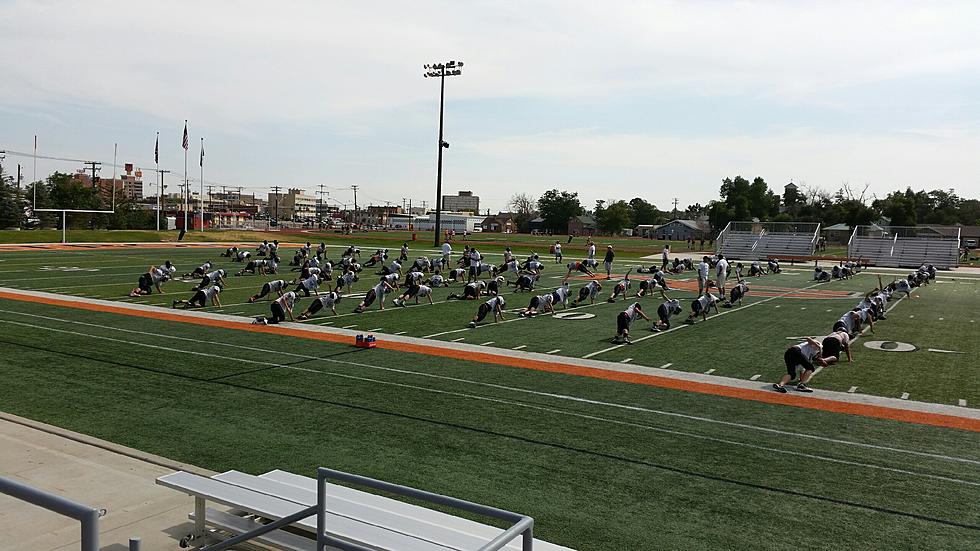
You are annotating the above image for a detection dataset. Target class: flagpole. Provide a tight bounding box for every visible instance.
[32,135,37,208]
[155,132,160,231]
[183,120,188,232]
[199,137,205,232]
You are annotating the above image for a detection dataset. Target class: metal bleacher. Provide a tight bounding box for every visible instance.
[848,225,960,269]
[715,221,820,260]
[157,467,575,551]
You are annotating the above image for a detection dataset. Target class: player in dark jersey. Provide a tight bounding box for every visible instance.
[353,281,395,312]
[508,273,537,292]
[297,292,342,319]
[172,285,222,309]
[562,260,596,283]
[572,280,603,306]
[685,293,720,323]
[448,280,486,300]
[249,279,287,302]
[606,268,633,302]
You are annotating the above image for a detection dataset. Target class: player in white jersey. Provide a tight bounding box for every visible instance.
[379,259,402,277]
[586,241,596,260]
[821,330,852,364]
[749,260,764,277]
[467,248,483,283]
[297,292,343,319]
[697,256,711,296]
[550,282,571,309]
[448,280,486,300]
[222,246,239,258]
[520,293,554,317]
[768,258,781,273]
[184,261,212,278]
[508,273,537,292]
[486,276,505,296]
[606,268,633,302]
[441,241,452,269]
[562,260,597,283]
[354,280,395,312]
[614,302,650,344]
[652,296,682,331]
[715,255,729,298]
[257,291,297,324]
[393,283,434,307]
[813,263,831,282]
[380,272,400,290]
[685,293,720,323]
[410,257,432,273]
[257,240,270,256]
[194,269,226,290]
[553,241,563,263]
[334,269,358,294]
[773,337,828,393]
[723,277,749,307]
[132,264,170,296]
[427,272,448,287]
[468,295,506,327]
[499,259,521,279]
[234,250,251,262]
[572,280,603,306]
[636,269,669,297]
[294,274,321,297]
[448,267,467,283]
[398,243,409,262]
[172,285,222,309]
[249,279,287,302]
[404,269,425,287]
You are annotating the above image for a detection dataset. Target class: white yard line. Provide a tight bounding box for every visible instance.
[960,399,968,407]
[512,344,527,350]
[901,392,910,400]
[749,374,762,381]
[368,327,384,332]
[480,341,495,346]
[394,331,406,335]
[620,358,633,363]
[546,349,561,354]
[660,363,673,369]
[342,324,358,329]
[848,386,858,393]
[451,337,466,342]
[704,369,715,375]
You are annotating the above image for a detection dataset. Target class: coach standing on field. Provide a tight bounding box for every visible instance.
[604,245,615,279]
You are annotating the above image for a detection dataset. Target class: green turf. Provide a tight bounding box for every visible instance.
[0,298,977,550]
[0,244,976,405]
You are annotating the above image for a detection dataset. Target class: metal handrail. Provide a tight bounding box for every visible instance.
[0,476,105,551]
[317,467,534,551]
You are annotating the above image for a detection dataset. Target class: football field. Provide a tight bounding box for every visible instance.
[0,241,978,550]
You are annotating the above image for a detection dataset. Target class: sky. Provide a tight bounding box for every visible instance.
[2,0,980,213]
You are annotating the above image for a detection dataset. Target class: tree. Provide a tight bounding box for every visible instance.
[0,165,21,228]
[508,192,537,232]
[536,189,584,233]
[596,200,633,234]
[629,197,661,225]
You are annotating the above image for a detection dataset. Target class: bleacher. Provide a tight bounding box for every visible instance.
[716,222,819,260]
[848,226,959,269]
[157,468,575,551]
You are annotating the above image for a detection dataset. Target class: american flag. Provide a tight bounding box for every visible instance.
[200,138,205,167]
[154,133,159,163]
[182,121,189,150]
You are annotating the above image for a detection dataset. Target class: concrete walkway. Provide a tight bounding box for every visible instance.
[0,413,210,551]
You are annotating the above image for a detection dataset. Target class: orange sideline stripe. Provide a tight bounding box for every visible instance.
[1,289,976,433]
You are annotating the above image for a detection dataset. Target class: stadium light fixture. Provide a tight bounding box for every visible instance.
[422,59,464,247]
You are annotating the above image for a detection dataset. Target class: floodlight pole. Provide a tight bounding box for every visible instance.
[424,61,462,247]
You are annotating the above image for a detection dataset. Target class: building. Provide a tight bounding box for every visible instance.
[411,213,485,233]
[567,215,597,236]
[269,188,316,220]
[480,213,516,233]
[72,172,144,201]
[441,191,479,214]
[359,205,403,227]
[650,219,710,240]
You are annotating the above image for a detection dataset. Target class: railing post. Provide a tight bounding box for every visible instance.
[523,523,534,551]
[80,508,100,551]
[129,537,142,551]
[317,468,327,551]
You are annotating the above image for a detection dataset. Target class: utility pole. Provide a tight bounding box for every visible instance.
[206,185,214,215]
[351,184,359,226]
[83,160,102,189]
[16,164,22,195]
[236,186,243,208]
[672,197,679,217]
[317,184,326,227]
[271,186,282,225]
[423,60,463,246]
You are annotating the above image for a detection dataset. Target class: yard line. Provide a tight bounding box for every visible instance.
[394,331,406,335]
[750,374,761,381]
[584,280,829,359]
[342,324,358,329]
[3,310,978,467]
[704,369,715,375]
[901,393,910,400]
[848,386,858,393]
[6,317,978,488]
[959,399,968,407]
[512,344,527,350]
[620,358,633,363]
[480,341,495,346]
[369,327,384,331]
[451,337,466,342]
[545,349,561,354]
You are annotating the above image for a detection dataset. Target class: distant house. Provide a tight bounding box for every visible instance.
[567,215,597,236]
[823,222,851,244]
[924,225,980,248]
[528,217,547,234]
[651,219,710,240]
[635,224,663,238]
[480,213,516,233]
